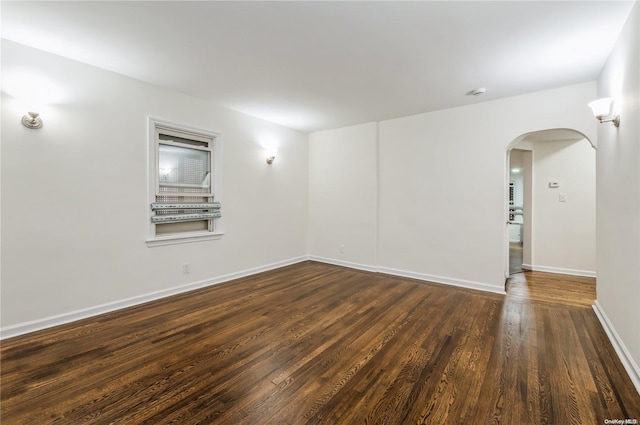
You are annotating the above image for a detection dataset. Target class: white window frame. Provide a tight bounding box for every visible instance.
[146,117,223,247]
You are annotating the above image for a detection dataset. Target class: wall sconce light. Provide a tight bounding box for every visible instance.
[5,69,62,130]
[266,148,278,164]
[22,111,43,129]
[588,97,620,127]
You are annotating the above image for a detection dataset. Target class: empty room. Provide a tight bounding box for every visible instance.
[1,1,639,424]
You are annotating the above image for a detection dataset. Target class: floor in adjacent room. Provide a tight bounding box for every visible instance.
[509,241,524,275]
[1,261,638,424]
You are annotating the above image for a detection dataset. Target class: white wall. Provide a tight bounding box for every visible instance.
[1,41,309,334]
[308,123,378,268]
[308,83,597,293]
[528,140,596,275]
[594,2,640,392]
[378,85,597,291]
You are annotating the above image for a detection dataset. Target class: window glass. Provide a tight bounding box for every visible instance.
[158,144,211,195]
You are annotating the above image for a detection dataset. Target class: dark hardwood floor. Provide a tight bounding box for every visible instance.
[2,261,639,424]
[506,269,597,308]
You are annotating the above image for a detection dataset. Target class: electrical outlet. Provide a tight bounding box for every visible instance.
[339,244,345,254]
[182,263,191,274]
[559,193,567,202]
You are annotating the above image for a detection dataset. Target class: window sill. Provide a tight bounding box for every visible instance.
[146,231,224,247]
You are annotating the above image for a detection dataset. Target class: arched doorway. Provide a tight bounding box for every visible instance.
[504,128,596,284]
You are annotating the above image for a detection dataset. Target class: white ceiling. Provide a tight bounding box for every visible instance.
[1,1,635,133]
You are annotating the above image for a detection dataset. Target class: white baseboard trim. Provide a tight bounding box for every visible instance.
[521,263,596,278]
[376,266,506,295]
[593,301,640,395]
[307,255,378,273]
[307,256,504,295]
[0,256,308,340]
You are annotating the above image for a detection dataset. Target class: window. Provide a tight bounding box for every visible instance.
[147,118,222,246]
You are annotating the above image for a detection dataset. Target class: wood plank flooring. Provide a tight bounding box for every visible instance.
[506,270,597,308]
[2,261,639,424]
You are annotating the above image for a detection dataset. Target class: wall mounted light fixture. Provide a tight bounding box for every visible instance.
[588,97,620,127]
[5,69,63,130]
[266,148,278,164]
[22,111,43,129]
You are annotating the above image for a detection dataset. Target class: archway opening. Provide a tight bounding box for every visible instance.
[505,128,596,292]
